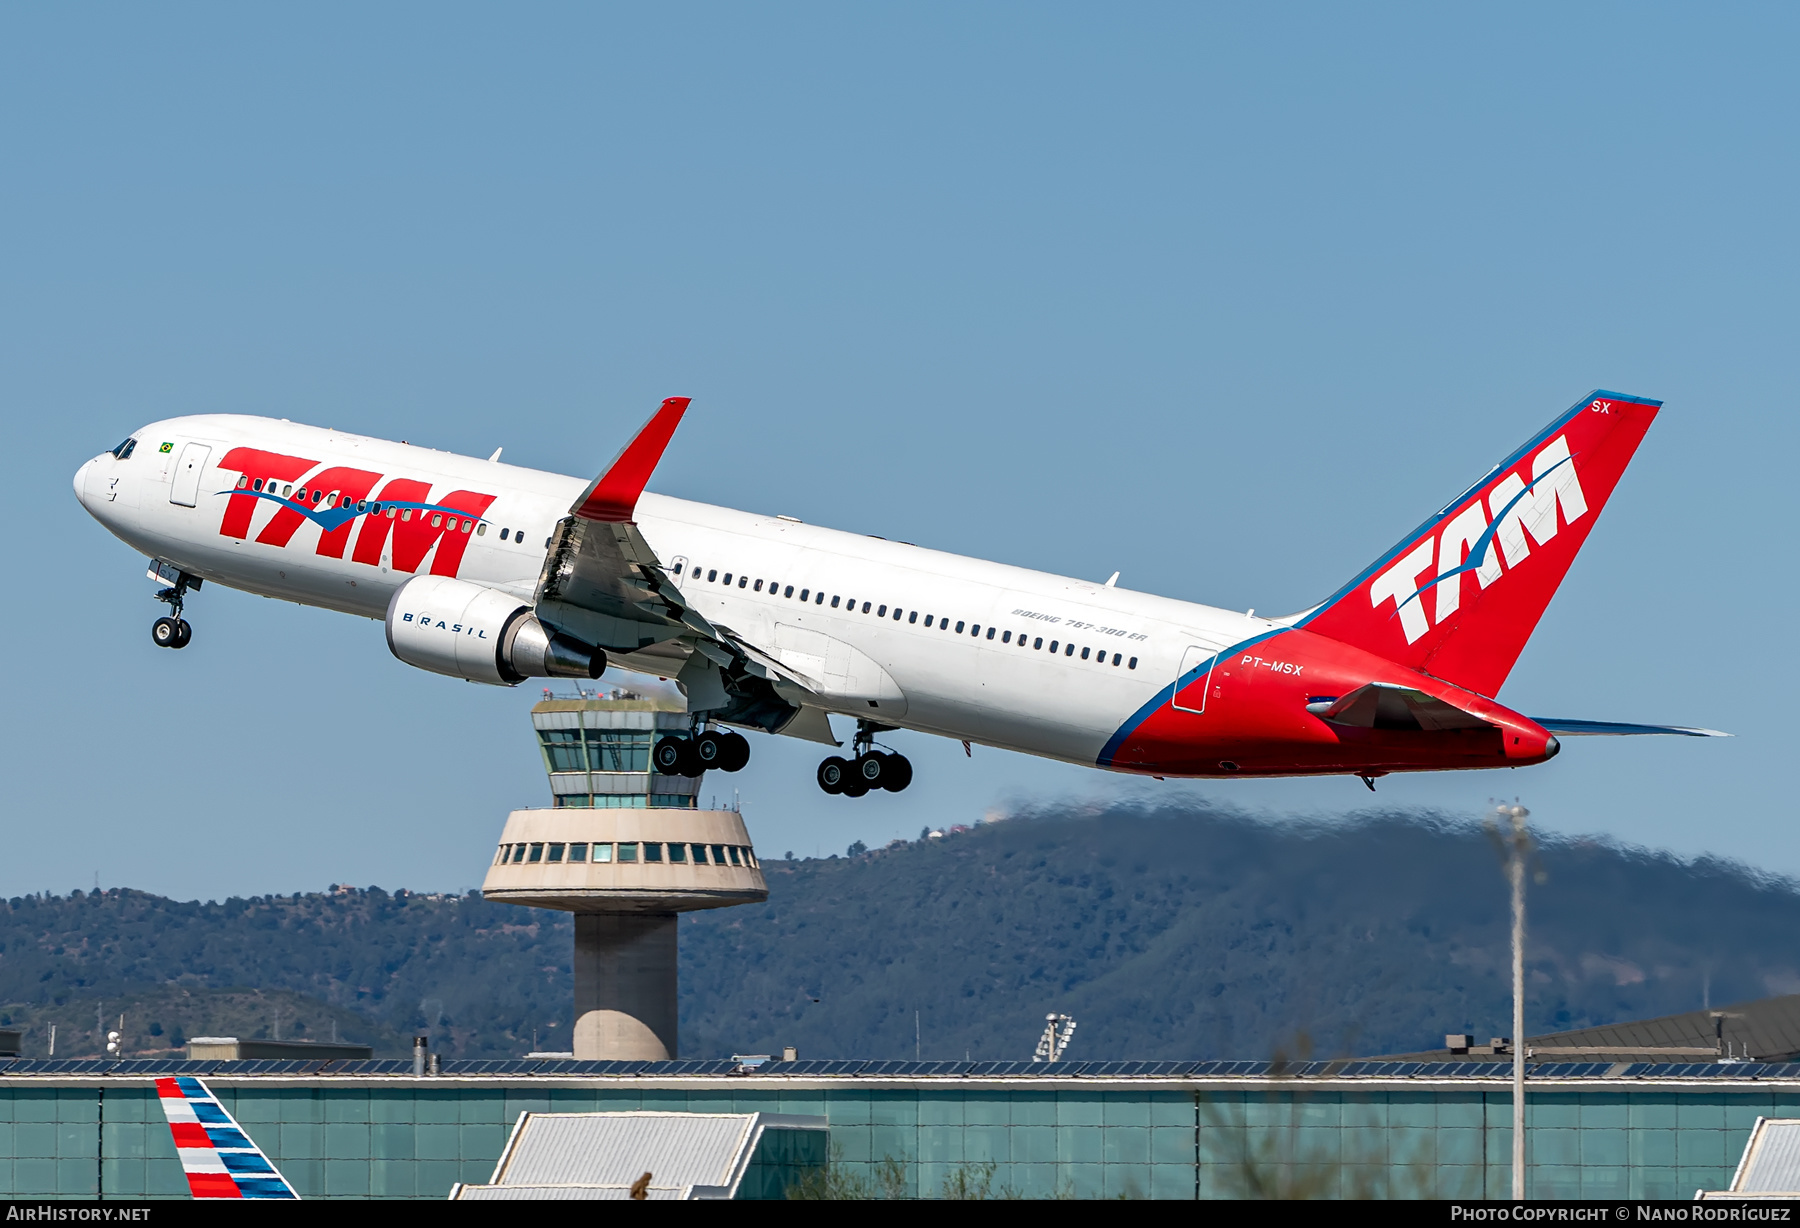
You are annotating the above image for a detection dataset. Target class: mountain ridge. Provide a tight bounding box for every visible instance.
[2,804,1793,1060]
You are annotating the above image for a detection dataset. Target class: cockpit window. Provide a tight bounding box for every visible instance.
[109,438,137,460]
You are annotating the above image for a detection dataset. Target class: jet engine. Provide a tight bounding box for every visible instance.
[385,575,605,687]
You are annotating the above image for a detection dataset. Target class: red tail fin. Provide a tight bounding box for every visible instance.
[1295,391,1660,697]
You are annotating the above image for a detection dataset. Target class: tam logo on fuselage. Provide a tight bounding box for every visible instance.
[1369,434,1588,644]
[214,447,496,580]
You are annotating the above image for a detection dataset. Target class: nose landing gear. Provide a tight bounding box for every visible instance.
[150,570,200,649]
[817,721,913,797]
[151,616,190,649]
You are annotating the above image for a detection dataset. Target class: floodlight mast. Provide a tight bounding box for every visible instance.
[1033,1014,1076,1062]
[1494,803,1532,1200]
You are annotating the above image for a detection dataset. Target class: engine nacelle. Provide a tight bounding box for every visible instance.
[385,575,605,687]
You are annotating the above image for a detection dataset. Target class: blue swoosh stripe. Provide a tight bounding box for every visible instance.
[1294,390,1658,632]
[1391,452,1576,617]
[212,488,485,534]
[1097,629,1285,767]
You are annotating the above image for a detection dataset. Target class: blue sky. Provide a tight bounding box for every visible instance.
[2,3,1791,900]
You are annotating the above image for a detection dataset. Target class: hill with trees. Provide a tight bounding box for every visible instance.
[3,803,1795,1060]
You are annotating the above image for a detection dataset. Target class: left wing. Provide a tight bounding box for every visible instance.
[533,398,829,732]
[533,396,702,654]
[155,1076,298,1199]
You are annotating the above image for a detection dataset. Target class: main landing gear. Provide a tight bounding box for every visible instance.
[817,721,913,797]
[652,728,751,777]
[151,572,200,650]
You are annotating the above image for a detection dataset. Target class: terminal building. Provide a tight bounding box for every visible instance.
[0,1060,1797,1199]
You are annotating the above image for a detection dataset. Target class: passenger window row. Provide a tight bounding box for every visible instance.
[229,474,536,545]
[675,559,1138,670]
[494,841,756,867]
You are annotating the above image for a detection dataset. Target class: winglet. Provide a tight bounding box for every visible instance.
[571,397,691,523]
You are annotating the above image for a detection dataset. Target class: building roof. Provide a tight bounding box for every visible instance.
[1733,1119,1800,1195]
[1380,993,1800,1064]
[1699,1118,1800,1199]
[533,693,688,715]
[449,1110,826,1201]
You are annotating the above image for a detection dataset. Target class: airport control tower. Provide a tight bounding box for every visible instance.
[481,691,766,1060]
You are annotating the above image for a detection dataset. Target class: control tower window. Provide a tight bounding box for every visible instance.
[668,843,687,864]
[587,730,650,772]
[591,843,614,863]
[538,728,584,772]
[710,844,727,865]
[567,843,588,863]
[617,843,639,863]
[547,843,566,863]
[644,843,664,864]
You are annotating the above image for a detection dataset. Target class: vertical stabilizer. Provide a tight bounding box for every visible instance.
[155,1076,299,1199]
[1296,391,1660,697]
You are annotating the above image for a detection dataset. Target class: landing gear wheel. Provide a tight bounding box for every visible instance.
[841,779,870,798]
[720,731,751,772]
[881,753,912,792]
[152,616,180,648]
[854,753,887,790]
[172,619,192,649]
[695,731,726,770]
[817,756,849,795]
[653,737,689,775]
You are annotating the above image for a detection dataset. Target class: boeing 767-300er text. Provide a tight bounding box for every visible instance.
[72,391,1722,794]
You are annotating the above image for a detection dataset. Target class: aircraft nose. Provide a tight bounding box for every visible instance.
[73,457,96,511]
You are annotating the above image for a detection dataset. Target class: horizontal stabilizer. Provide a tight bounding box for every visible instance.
[1306,683,1493,732]
[1530,718,1731,738]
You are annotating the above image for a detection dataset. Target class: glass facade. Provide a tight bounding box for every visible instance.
[0,1078,1788,1200]
[493,842,757,868]
[537,729,650,775]
[551,794,697,809]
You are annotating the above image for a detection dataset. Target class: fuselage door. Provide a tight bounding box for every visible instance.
[1172,644,1218,714]
[169,443,211,508]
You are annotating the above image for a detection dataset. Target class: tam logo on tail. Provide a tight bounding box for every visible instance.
[1299,391,1660,698]
[1370,433,1588,645]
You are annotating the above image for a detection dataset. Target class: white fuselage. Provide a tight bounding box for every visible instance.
[75,415,1268,768]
